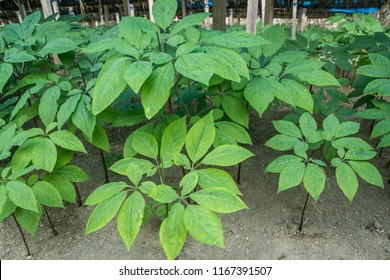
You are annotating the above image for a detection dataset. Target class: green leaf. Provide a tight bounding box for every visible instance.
[57,94,81,129]
[272,120,302,138]
[117,191,145,251]
[32,181,64,208]
[40,38,77,55]
[299,112,317,139]
[83,38,138,59]
[0,198,16,222]
[22,10,41,36]
[206,46,250,80]
[153,0,178,30]
[84,182,128,206]
[371,118,390,139]
[294,140,308,160]
[0,63,13,93]
[72,96,96,140]
[184,205,224,247]
[92,56,130,115]
[215,121,252,145]
[189,187,247,214]
[43,174,76,203]
[336,163,358,202]
[86,191,127,234]
[160,203,187,260]
[335,122,360,138]
[4,48,35,63]
[160,117,187,162]
[0,124,16,152]
[131,132,158,159]
[266,155,303,173]
[141,62,174,119]
[175,53,240,85]
[332,137,373,150]
[201,145,253,166]
[348,161,383,188]
[149,184,180,204]
[378,134,390,148]
[221,95,249,128]
[49,130,86,153]
[89,123,110,152]
[265,134,300,151]
[150,52,172,64]
[30,137,57,172]
[109,158,154,176]
[138,181,156,195]
[364,79,390,95]
[123,61,153,93]
[322,114,340,141]
[0,185,7,214]
[281,79,313,113]
[205,32,269,48]
[358,65,390,78]
[186,111,215,163]
[54,165,89,183]
[170,12,210,35]
[356,109,389,120]
[39,86,61,127]
[303,164,326,201]
[243,77,274,117]
[368,53,390,69]
[6,181,38,212]
[196,168,240,194]
[344,149,376,161]
[278,162,305,192]
[180,171,198,197]
[259,24,285,57]
[15,208,41,237]
[295,70,341,87]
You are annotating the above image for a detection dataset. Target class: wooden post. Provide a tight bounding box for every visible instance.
[292,0,298,39]
[228,8,233,26]
[181,0,187,17]
[123,0,130,16]
[261,0,266,21]
[104,4,109,25]
[298,7,307,32]
[130,4,135,16]
[246,0,259,34]
[40,0,53,19]
[148,0,155,22]
[17,0,27,21]
[213,0,227,31]
[264,0,273,26]
[52,0,60,20]
[204,0,211,30]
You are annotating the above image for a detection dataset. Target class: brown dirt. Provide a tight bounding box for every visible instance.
[1,110,389,260]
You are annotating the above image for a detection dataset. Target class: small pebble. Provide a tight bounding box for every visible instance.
[373,221,383,230]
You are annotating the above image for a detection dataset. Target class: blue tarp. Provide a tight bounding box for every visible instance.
[328,8,379,14]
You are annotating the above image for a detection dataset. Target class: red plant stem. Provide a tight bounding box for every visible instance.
[12,214,31,257]
[237,163,242,185]
[299,192,310,232]
[44,206,58,236]
[99,149,109,183]
[74,183,83,207]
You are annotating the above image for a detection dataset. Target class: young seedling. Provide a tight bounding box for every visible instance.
[266,113,384,232]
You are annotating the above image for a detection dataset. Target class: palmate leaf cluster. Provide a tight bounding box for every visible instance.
[0,0,388,259]
[266,113,383,202]
[0,11,93,236]
[85,112,253,259]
